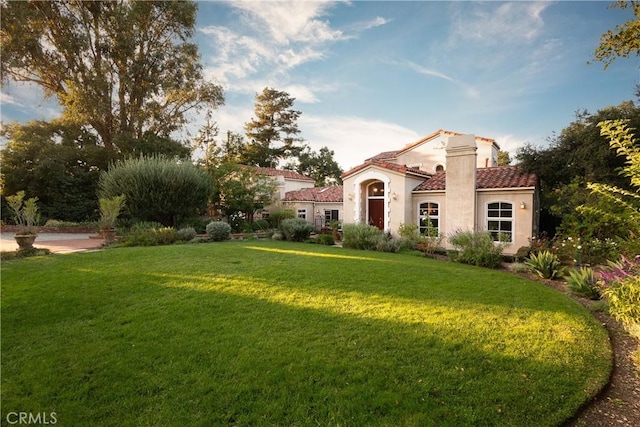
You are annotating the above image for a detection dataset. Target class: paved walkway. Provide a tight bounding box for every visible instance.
[0,232,106,254]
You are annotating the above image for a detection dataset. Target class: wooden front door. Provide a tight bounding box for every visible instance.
[368,199,384,230]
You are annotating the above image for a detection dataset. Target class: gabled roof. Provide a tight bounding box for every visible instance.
[365,150,399,162]
[284,186,344,203]
[397,129,499,156]
[255,167,314,182]
[341,160,432,180]
[413,166,537,191]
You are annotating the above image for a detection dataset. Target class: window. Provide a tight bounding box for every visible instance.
[419,202,439,235]
[487,202,513,242]
[367,181,385,197]
[261,211,270,220]
[297,209,307,220]
[324,209,339,223]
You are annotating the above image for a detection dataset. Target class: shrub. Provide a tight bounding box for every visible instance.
[271,232,283,241]
[448,230,504,268]
[176,227,197,242]
[525,250,563,279]
[280,218,314,242]
[268,208,295,229]
[130,221,164,232]
[206,221,231,242]
[121,226,178,247]
[566,267,600,300]
[99,155,211,226]
[601,277,640,327]
[251,219,271,232]
[597,255,640,327]
[375,235,402,253]
[342,223,384,250]
[317,233,335,246]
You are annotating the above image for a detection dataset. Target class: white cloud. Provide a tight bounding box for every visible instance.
[300,115,422,170]
[0,92,21,106]
[451,1,552,46]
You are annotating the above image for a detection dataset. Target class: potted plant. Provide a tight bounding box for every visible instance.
[99,195,125,243]
[6,191,40,249]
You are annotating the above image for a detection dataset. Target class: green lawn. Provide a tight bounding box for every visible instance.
[1,241,611,426]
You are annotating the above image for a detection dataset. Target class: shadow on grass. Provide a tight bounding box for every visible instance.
[1,241,612,425]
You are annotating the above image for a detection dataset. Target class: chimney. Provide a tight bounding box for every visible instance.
[445,135,477,233]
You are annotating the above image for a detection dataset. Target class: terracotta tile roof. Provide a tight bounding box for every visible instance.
[365,150,399,162]
[413,166,537,191]
[398,129,500,155]
[341,160,433,179]
[254,167,314,181]
[284,186,344,202]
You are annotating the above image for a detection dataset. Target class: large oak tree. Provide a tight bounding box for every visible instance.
[1,0,224,152]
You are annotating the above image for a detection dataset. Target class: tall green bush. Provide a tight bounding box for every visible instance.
[206,221,231,242]
[448,230,505,268]
[280,218,314,242]
[342,223,384,251]
[99,156,211,226]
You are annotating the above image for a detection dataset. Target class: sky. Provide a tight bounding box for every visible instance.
[1,0,639,171]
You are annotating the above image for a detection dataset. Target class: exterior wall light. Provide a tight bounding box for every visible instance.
[520,201,526,209]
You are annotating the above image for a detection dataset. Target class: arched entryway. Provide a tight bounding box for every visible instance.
[367,181,385,230]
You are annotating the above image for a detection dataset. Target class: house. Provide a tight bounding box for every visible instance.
[340,130,539,255]
[263,129,538,255]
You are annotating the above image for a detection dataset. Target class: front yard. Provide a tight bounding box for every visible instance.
[1,241,611,426]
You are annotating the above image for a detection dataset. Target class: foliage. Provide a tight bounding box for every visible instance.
[516,101,640,236]
[206,221,231,242]
[342,223,384,251]
[0,241,612,426]
[448,230,505,268]
[0,247,51,261]
[6,191,40,235]
[525,250,563,280]
[113,132,191,158]
[267,208,296,229]
[120,227,178,247]
[98,156,211,226]
[99,195,125,229]
[176,227,197,242]
[280,218,314,242]
[242,88,304,167]
[0,0,224,150]
[592,0,640,69]
[398,222,444,255]
[286,146,344,186]
[566,267,600,300]
[375,235,402,253]
[316,233,335,246]
[0,120,114,222]
[601,277,640,326]
[584,120,640,243]
[209,163,277,222]
[497,150,512,166]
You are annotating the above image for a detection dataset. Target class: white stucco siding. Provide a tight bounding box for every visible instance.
[476,189,536,255]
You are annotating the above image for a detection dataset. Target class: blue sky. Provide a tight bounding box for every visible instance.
[2,1,639,170]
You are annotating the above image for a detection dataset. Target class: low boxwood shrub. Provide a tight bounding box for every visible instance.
[280,218,314,242]
[121,227,178,247]
[448,230,505,268]
[317,233,335,246]
[176,227,197,242]
[342,223,383,250]
[206,221,231,242]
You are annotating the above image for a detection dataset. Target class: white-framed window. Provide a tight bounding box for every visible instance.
[487,202,513,242]
[297,208,307,220]
[418,202,439,235]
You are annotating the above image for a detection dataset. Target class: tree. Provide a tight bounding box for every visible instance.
[286,146,343,186]
[1,0,224,151]
[1,120,115,222]
[98,156,211,226]
[497,150,512,166]
[516,101,640,235]
[242,88,304,167]
[593,0,640,69]
[210,164,277,224]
